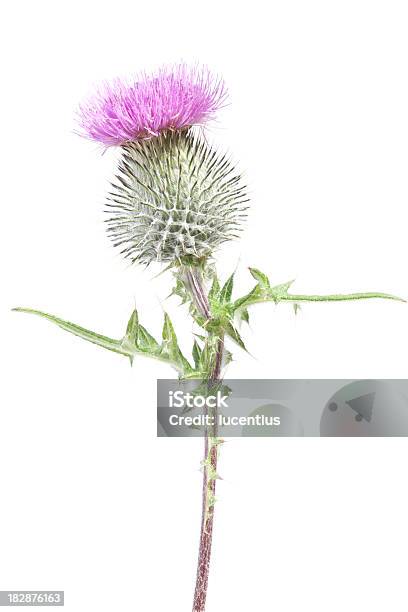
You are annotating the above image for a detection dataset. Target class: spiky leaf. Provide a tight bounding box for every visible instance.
[161,313,193,373]
[125,308,139,344]
[192,340,202,370]
[208,275,221,305]
[223,349,234,366]
[224,321,247,352]
[232,284,262,312]
[219,273,234,304]
[240,308,250,324]
[13,307,192,375]
[268,280,295,303]
[232,267,405,314]
[137,324,161,354]
[249,267,270,287]
[13,308,133,359]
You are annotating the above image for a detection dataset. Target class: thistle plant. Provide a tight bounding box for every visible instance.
[14,64,404,612]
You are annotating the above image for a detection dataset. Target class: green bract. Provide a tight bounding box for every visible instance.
[106,130,248,264]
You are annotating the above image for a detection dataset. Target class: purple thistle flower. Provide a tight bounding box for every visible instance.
[77,64,227,147]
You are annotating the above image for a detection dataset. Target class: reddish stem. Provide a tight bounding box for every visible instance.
[186,265,224,612]
[192,434,219,612]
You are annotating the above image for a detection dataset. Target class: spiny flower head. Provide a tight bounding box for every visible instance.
[78,64,227,147]
[106,130,248,264]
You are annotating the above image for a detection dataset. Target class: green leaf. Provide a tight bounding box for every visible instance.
[137,324,161,353]
[193,333,206,342]
[223,349,233,366]
[199,335,220,376]
[219,274,234,304]
[249,267,270,288]
[224,321,248,352]
[125,308,139,344]
[240,308,250,324]
[121,308,162,363]
[13,307,192,375]
[161,313,193,373]
[233,267,405,315]
[232,285,262,312]
[268,279,295,303]
[13,308,133,360]
[279,291,406,303]
[208,275,220,304]
[161,313,179,357]
[192,340,202,370]
[169,278,189,304]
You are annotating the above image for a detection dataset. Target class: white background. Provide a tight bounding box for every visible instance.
[1,1,407,611]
